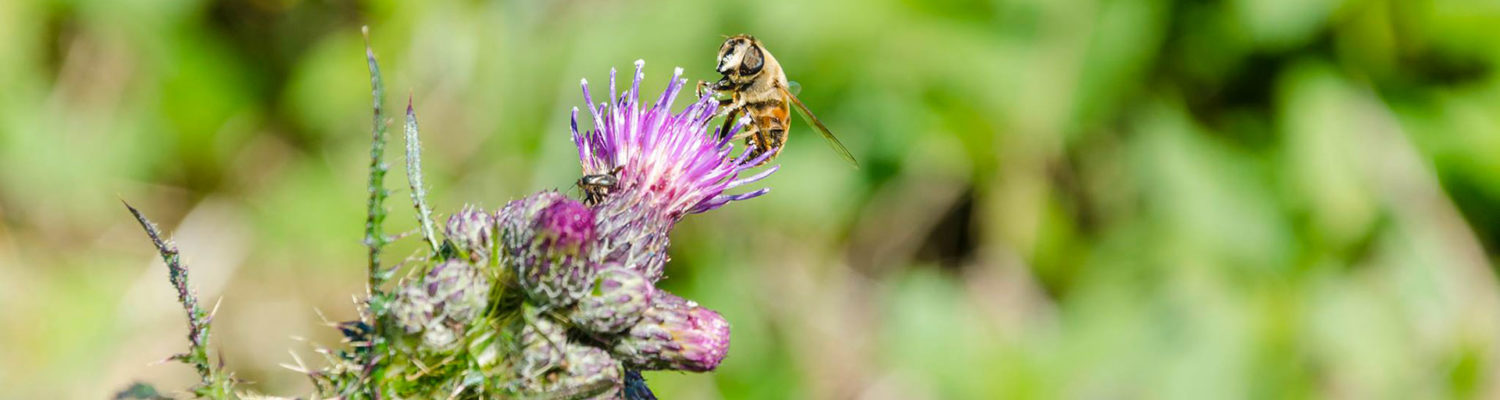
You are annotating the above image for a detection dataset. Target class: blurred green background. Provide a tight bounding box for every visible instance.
[3,0,1500,398]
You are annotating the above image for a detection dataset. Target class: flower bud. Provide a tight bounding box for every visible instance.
[535,198,596,254]
[499,192,599,306]
[555,345,623,398]
[569,265,651,334]
[513,305,568,381]
[611,291,730,372]
[389,284,435,335]
[385,259,491,352]
[425,259,490,324]
[513,342,623,399]
[444,204,494,263]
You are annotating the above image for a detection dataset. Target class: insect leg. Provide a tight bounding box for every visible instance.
[696,80,712,98]
[719,108,744,141]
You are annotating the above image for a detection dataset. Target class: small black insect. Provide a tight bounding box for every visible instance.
[577,166,624,206]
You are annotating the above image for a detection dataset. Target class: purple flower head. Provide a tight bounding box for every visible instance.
[535,199,595,253]
[499,192,598,306]
[572,60,779,220]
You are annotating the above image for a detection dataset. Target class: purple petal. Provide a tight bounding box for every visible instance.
[726,165,778,189]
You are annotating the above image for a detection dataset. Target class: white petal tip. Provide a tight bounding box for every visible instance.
[634,59,646,67]
[673,67,684,75]
[581,78,588,85]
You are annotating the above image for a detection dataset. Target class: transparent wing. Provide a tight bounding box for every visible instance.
[788,80,803,96]
[779,86,858,168]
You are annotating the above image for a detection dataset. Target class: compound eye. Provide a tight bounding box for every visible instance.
[717,52,734,72]
[739,45,764,75]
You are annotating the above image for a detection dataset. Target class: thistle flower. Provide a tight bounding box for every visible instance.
[444,204,494,263]
[499,192,599,306]
[611,290,730,372]
[573,61,778,281]
[573,60,778,219]
[570,264,652,334]
[128,48,767,398]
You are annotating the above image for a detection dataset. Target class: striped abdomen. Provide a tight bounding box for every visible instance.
[741,98,790,165]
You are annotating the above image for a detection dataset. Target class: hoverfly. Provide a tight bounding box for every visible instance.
[697,34,857,167]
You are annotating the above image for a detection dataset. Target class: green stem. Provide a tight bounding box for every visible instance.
[123,201,235,399]
[361,25,391,400]
[363,26,392,293]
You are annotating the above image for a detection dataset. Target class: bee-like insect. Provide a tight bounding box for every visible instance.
[698,34,857,167]
[576,166,623,206]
